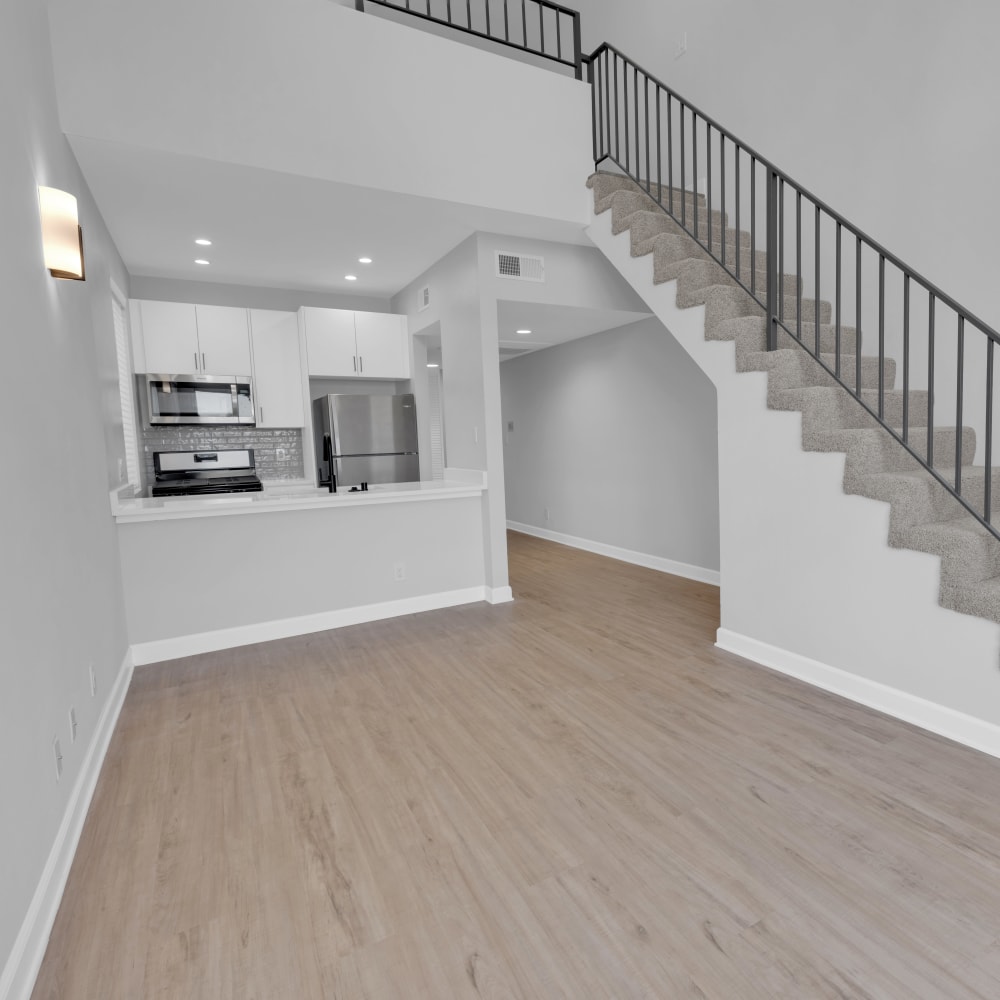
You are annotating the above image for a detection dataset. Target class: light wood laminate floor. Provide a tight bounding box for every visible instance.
[33,532,1000,998]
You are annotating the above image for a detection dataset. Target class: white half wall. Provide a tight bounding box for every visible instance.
[500,316,720,577]
[118,498,487,650]
[46,0,593,225]
[588,202,1000,746]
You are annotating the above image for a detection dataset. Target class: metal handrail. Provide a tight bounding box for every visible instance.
[356,0,583,79]
[587,41,1000,541]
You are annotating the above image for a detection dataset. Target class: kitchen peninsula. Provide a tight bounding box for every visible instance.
[113,473,503,666]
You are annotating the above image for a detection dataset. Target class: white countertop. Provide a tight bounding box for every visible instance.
[111,475,486,524]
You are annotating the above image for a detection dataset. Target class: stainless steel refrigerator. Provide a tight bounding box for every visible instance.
[313,393,419,488]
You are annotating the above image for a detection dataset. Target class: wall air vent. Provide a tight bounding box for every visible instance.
[418,285,431,311]
[496,252,545,282]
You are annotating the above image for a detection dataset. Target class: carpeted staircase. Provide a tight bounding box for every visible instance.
[589,170,1000,629]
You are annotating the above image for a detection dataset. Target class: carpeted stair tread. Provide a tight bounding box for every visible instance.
[589,171,1000,631]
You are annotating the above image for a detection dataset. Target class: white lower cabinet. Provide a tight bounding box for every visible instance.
[249,309,306,428]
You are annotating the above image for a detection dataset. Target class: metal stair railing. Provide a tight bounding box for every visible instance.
[355,0,583,79]
[588,41,1000,544]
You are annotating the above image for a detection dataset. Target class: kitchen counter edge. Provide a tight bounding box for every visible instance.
[110,477,486,524]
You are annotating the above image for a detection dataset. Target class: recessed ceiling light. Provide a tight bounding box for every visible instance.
[195,259,210,265]
[358,257,373,264]
[195,238,212,246]
[516,328,532,335]
[345,274,358,281]
[426,363,440,368]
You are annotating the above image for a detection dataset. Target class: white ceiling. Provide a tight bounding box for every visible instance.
[69,137,650,355]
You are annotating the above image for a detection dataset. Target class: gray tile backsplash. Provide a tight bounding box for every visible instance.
[141,426,305,486]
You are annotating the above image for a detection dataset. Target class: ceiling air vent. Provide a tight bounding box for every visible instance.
[418,285,431,311]
[496,252,545,282]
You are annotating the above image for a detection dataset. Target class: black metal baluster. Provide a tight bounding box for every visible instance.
[878,254,885,420]
[467,0,472,29]
[589,52,597,163]
[735,147,740,283]
[572,11,581,79]
[680,105,686,227]
[855,236,862,397]
[644,76,650,195]
[484,0,491,38]
[956,317,965,495]
[503,0,508,39]
[750,157,755,298]
[538,2,543,53]
[795,191,802,341]
[720,133,726,270]
[667,94,673,215]
[656,87,662,209]
[623,60,630,173]
[706,124,713,254]
[608,52,622,163]
[633,65,639,180]
[835,222,842,378]
[778,179,784,323]
[903,275,910,443]
[815,206,821,358]
[927,292,936,469]
[766,169,778,351]
[446,0,452,21]
[556,11,562,60]
[693,115,699,239]
[987,338,995,523]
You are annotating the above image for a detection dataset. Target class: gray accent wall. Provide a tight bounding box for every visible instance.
[0,0,130,979]
[500,317,721,574]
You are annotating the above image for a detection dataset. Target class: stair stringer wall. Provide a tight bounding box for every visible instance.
[588,205,1000,756]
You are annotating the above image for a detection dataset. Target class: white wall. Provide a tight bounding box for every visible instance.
[0,0,131,992]
[501,317,720,576]
[47,0,593,226]
[574,0,1000,335]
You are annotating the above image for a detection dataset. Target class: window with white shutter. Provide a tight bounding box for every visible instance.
[112,285,141,489]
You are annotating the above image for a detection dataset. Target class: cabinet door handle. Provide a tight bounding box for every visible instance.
[194,351,199,370]
[353,356,357,372]
[202,352,206,370]
[359,355,363,373]
[259,406,264,424]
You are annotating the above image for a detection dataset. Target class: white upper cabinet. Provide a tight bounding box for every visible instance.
[301,307,409,379]
[301,307,358,376]
[134,300,198,374]
[353,311,410,379]
[195,305,252,373]
[130,300,251,374]
[249,309,306,428]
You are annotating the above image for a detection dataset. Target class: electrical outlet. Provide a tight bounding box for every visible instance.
[89,662,97,697]
[53,737,63,781]
[276,448,287,461]
[69,707,78,743]
[473,426,479,444]
[544,507,551,522]
[393,562,406,581]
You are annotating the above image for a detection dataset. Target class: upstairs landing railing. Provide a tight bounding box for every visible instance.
[355,0,583,79]
[353,3,1000,545]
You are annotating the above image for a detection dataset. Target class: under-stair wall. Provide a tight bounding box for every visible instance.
[588,187,1000,757]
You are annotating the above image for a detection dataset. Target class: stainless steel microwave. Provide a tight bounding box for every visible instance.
[145,374,255,426]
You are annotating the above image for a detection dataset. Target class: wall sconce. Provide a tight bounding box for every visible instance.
[38,186,85,280]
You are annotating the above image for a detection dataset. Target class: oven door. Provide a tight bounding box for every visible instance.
[146,374,255,425]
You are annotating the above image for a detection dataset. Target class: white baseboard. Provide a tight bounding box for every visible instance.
[1,651,133,1000]
[486,586,514,604]
[716,628,1000,760]
[131,586,492,666]
[507,521,720,587]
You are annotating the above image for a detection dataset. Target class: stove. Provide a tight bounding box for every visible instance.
[151,449,263,497]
